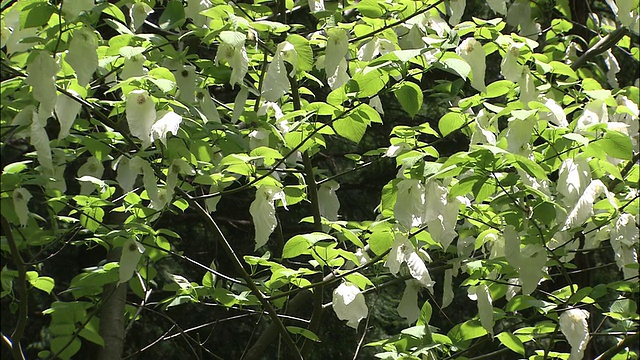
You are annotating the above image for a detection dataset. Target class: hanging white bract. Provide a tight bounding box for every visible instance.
[249,185,286,249]
[386,234,435,289]
[126,90,156,147]
[559,308,590,360]
[119,238,146,285]
[332,282,368,329]
[12,188,32,227]
[66,26,98,86]
[215,32,249,89]
[456,38,486,92]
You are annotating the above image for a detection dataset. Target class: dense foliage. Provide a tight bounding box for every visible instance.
[1,0,639,359]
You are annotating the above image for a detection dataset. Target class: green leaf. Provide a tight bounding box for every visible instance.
[497,331,525,355]
[416,301,432,326]
[283,233,334,258]
[355,0,385,17]
[350,69,388,98]
[30,276,55,294]
[440,54,471,80]
[450,320,488,342]
[394,82,423,118]
[333,114,368,143]
[79,328,105,346]
[438,112,465,137]
[159,1,185,30]
[51,336,82,360]
[549,61,578,79]
[484,80,513,98]
[599,130,633,160]
[21,2,54,28]
[367,226,394,255]
[286,34,313,71]
[286,326,320,342]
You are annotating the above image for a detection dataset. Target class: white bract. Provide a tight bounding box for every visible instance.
[174,65,196,103]
[562,179,617,231]
[249,185,286,249]
[77,157,105,195]
[577,99,608,131]
[66,26,98,86]
[151,111,182,146]
[318,181,340,222]
[119,238,145,285]
[610,213,639,279]
[394,179,426,229]
[55,91,82,139]
[540,97,568,127]
[456,38,486,92]
[126,90,156,147]
[500,43,524,82]
[518,68,537,105]
[130,2,154,32]
[424,179,459,250]
[332,282,368,329]
[559,308,590,360]
[30,115,53,171]
[487,0,507,14]
[325,28,350,89]
[196,89,221,123]
[262,41,297,102]
[470,109,497,145]
[12,188,32,227]
[308,0,325,12]
[448,0,465,25]
[386,234,435,289]
[232,87,249,123]
[603,50,620,88]
[397,280,421,324]
[185,0,212,27]
[507,0,540,39]
[558,157,591,206]
[165,158,195,202]
[120,55,148,79]
[442,268,454,308]
[519,243,547,295]
[468,284,494,335]
[26,52,59,115]
[2,7,39,54]
[214,32,248,89]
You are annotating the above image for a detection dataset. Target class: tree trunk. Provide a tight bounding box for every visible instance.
[96,249,127,360]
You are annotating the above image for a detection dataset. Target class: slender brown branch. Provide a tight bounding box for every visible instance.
[1,216,27,360]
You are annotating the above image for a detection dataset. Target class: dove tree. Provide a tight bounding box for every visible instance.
[1,0,638,359]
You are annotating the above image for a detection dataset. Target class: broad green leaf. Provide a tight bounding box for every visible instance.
[283,232,334,258]
[333,114,368,143]
[599,130,633,160]
[286,326,320,342]
[286,34,313,71]
[416,300,432,326]
[438,112,465,137]
[484,80,513,98]
[497,331,525,355]
[159,1,185,30]
[350,69,388,98]
[30,276,55,294]
[394,82,423,118]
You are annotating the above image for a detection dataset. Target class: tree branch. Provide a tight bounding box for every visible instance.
[571,27,628,70]
[1,216,27,360]
[594,333,640,360]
